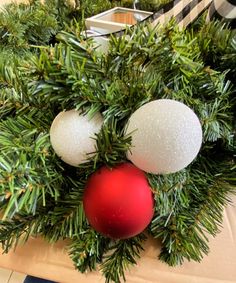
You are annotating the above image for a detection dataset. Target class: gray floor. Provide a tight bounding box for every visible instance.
[0,268,26,283]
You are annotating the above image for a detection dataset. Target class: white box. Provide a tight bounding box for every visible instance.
[85,7,153,34]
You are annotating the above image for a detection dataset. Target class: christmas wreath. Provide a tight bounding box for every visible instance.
[0,0,235,282]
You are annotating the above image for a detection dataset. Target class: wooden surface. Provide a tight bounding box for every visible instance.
[98,11,138,25]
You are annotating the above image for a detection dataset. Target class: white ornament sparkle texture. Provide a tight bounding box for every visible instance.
[50,109,103,166]
[125,99,203,174]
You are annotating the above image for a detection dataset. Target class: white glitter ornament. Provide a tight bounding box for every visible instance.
[50,109,103,166]
[125,99,203,174]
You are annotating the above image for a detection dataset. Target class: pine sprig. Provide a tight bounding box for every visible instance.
[0,207,55,253]
[101,234,147,283]
[70,230,111,273]
[0,215,37,253]
[0,0,78,53]
[0,115,62,218]
[150,156,235,266]
[91,118,132,167]
[39,178,88,242]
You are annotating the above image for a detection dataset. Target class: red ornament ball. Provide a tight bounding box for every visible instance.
[83,163,154,239]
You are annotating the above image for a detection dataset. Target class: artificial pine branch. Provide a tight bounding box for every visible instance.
[69,230,112,273]
[149,150,236,265]
[101,234,147,283]
[150,167,235,265]
[0,0,58,52]
[0,215,37,253]
[0,115,63,218]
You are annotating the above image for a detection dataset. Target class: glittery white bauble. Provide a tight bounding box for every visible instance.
[125,99,203,174]
[50,109,103,166]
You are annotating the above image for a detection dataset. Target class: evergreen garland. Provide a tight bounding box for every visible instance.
[0,0,235,282]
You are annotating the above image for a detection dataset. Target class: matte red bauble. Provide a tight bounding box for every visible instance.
[83,163,154,239]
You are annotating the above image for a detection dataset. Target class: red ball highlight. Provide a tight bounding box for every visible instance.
[83,163,154,239]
